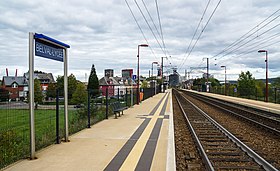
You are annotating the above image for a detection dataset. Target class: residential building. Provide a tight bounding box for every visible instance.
[99,76,119,96]
[99,69,136,97]
[24,71,55,91]
[1,76,28,101]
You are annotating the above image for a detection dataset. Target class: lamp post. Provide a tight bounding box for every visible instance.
[152,62,158,95]
[151,62,158,78]
[161,57,168,93]
[137,44,149,105]
[203,57,209,92]
[258,50,268,102]
[221,65,226,95]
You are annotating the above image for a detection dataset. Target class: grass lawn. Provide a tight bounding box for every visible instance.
[0,108,90,148]
[0,109,77,130]
[0,108,87,168]
[0,104,110,169]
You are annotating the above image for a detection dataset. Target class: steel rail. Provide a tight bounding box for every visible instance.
[175,90,278,171]
[190,91,280,120]
[187,92,280,135]
[174,94,214,171]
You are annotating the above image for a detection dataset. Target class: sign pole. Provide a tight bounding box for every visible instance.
[131,79,133,107]
[64,48,69,142]
[30,33,70,150]
[29,32,36,159]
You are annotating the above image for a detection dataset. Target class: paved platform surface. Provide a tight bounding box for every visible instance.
[186,90,280,114]
[5,90,175,171]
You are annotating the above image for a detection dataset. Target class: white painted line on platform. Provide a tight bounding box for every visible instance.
[166,90,176,171]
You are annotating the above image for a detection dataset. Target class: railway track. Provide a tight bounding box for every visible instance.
[174,90,278,171]
[183,90,280,136]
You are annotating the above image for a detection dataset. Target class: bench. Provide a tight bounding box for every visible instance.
[110,101,128,119]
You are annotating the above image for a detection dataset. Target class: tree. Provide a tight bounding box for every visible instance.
[56,75,64,96]
[255,80,265,97]
[209,77,220,87]
[34,78,43,109]
[46,82,56,99]
[141,80,148,88]
[87,64,99,97]
[193,78,203,86]
[272,77,280,88]
[68,74,78,99]
[56,74,78,99]
[71,82,87,105]
[237,71,256,96]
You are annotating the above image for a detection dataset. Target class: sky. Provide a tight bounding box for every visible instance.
[0,0,279,82]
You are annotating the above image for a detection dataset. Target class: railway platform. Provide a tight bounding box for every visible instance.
[4,90,175,171]
[186,90,280,114]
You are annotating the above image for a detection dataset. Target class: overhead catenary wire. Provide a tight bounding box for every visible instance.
[138,0,175,70]
[211,8,280,59]
[125,0,175,73]
[141,0,173,66]
[141,0,162,46]
[220,22,280,58]
[179,0,221,71]
[183,0,211,58]
[155,0,170,57]
[124,0,158,61]
[178,0,211,72]
[134,0,167,57]
[216,35,280,67]
[154,0,174,68]
[232,32,280,56]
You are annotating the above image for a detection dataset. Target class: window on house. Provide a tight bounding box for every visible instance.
[12,83,18,88]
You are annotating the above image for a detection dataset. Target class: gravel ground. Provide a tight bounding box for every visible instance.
[183,92,280,170]
[172,94,206,171]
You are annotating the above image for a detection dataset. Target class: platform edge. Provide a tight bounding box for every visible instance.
[166,90,176,171]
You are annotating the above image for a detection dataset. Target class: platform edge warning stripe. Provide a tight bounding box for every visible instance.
[119,94,169,170]
[166,90,176,171]
[104,93,168,171]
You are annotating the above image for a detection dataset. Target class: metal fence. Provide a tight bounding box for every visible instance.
[210,86,280,103]
[0,86,161,169]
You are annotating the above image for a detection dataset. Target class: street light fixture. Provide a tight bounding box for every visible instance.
[258,50,268,102]
[221,65,226,95]
[137,44,149,105]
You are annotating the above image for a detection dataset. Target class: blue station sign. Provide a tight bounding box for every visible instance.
[34,33,70,62]
[35,40,64,62]
[132,75,137,80]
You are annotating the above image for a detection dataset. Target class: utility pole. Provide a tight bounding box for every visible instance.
[162,57,164,90]
[152,62,158,95]
[207,58,209,92]
[206,58,209,84]
[161,57,168,92]
[221,66,227,95]
[258,50,268,102]
[185,69,187,81]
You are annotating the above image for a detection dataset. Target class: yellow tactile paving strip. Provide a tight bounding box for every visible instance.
[119,94,169,170]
